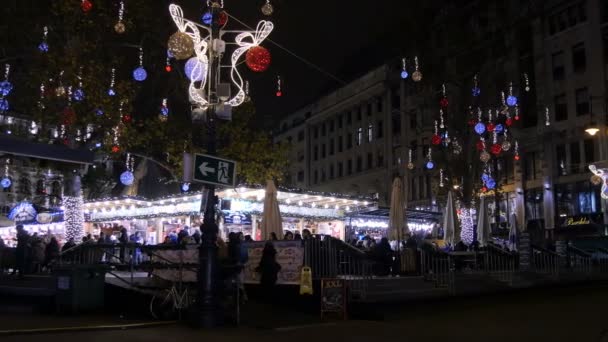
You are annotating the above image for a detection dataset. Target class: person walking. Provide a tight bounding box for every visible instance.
[255,241,281,302]
[44,236,60,271]
[14,225,30,278]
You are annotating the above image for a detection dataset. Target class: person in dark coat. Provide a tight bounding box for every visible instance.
[14,225,30,278]
[44,237,60,270]
[255,241,281,301]
[269,232,278,241]
[244,235,253,242]
[118,227,128,261]
[192,230,201,244]
[374,238,393,276]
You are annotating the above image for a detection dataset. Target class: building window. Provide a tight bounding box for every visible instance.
[357,108,362,121]
[337,114,343,129]
[575,87,589,116]
[297,130,304,141]
[329,164,334,179]
[391,89,400,109]
[377,98,383,113]
[356,128,363,146]
[367,124,373,143]
[329,139,334,155]
[297,151,304,162]
[409,111,417,130]
[393,114,402,134]
[584,139,595,164]
[338,136,343,152]
[572,43,586,73]
[321,169,326,182]
[356,156,362,172]
[376,120,383,139]
[570,142,581,174]
[548,2,587,36]
[554,93,568,121]
[377,151,384,167]
[321,123,326,137]
[556,182,599,217]
[367,152,373,169]
[313,126,318,138]
[297,171,304,182]
[347,160,353,175]
[556,144,567,176]
[525,188,544,220]
[347,133,353,149]
[321,144,326,158]
[347,111,353,125]
[367,103,373,117]
[313,146,318,161]
[338,162,343,177]
[329,120,334,133]
[552,51,565,81]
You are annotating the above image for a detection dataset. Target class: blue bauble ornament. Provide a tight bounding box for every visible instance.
[181,183,190,192]
[481,173,490,182]
[0,81,13,96]
[506,95,518,107]
[108,88,116,96]
[400,70,409,79]
[120,171,134,186]
[202,12,212,25]
[474,122,486,135]
[132,67,147,81]
[95,142,102,148]
[0,99,9,112]
[73,88,85,102]
[472,87,481,97]
[95,108,104,116]
[495,124,504,134]
[486,178,496,190]
[426,161,435,170]
[38,42,49,52]
[184,57,206,82]
[1,177,11,189]
[161,106,169,116]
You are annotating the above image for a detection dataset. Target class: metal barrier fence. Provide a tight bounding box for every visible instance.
[531,246,562,278]
[484,245,517,285]
[567,246,592,276]
[420,250,453,293]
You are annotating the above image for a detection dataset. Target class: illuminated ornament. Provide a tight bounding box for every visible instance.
[55,86,66,97]
[591,175,603,185]
[0,177,11,189]
[412,71,422,82]
[81,0,93,13]
[0,99,9,112]
[468,119,476,126]
[276,75,282,97]
[246,46,271,72]
[0,81,13,96]
[62,107,76,125]
[506,118,513,126]
[431,134,442,145]
[426,161,434,170]
[439,97,449,108]
[181,183,190,192]
[490,144,502,155]
[481,173,490,183]
[167,31,194,60]
[514,154,520,161]
[453,142,463,155]
[480,151,491,162]
[407,162,414,170]
[494,124,504,134]
[501,140,511,151]
[276,91,282,97]
[184,57,207,82]
[161,106,169,116]
[486,122,495,132]
[401,71,409,79]
[122,114,132,123]
[261,1,274,15]
[218,11,228,26]
[506,95,518,107]
[108,88,116,96]
[165,65,172,72]
[476,140,485,151]
[514,115,520,121]
[132,67,147,81]
[95,108,104,116]
[114,22,126,34]
[481,186,488,193]
[474,122,486,135]
[111,145,120,153]
[120,171,134,186]
[472,87,480,97]
[486,178,496,190]
[108,67,116,96]
[202,12,212,25]
[38,42,49,52]
[73,88,84,102]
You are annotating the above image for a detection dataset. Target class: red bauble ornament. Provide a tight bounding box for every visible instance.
[218,11,228,26]
[122,115,132,123]
[165,65,172,72]
[514,115,520,121]
[62,107,76,125]
[276,91,282,97]
[481,186,488,193]
[486,122,495,132]
[490,143,502,155]
[246,46,271,72]
[431,134,442,145]
[439,97,449,108]
[476,140,485,151]
[514,154,520,161]
[468,119,477,126]
[506,118,513,126]
[81,0,93,12]
[111,145,120,153]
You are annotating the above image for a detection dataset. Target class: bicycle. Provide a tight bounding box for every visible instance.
[149,283,194,320]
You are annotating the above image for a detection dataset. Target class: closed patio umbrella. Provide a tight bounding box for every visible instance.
[443,191,460,247]
[388,177,408,241]
[476,195,490,247]
[260,180,283,240]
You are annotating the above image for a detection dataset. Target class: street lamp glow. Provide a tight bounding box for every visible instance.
[585,127,600,136]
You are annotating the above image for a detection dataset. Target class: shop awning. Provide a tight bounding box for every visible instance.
[0,135,94,165]
[350,207,442,221]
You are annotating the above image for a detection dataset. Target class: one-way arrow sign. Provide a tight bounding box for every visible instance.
[192,153,237,187]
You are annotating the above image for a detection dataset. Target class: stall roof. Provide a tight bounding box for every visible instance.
[350,207,442,221]
[0,135,94,165]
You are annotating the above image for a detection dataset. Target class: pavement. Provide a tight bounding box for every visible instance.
[1,282,608,341]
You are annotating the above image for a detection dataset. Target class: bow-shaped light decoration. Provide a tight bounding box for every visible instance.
[589,164,608,199]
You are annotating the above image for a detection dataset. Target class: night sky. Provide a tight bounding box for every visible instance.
[179,0,428,127]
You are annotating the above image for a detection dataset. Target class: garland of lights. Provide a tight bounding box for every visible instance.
[459,207,475,245]
[64,195,85,240]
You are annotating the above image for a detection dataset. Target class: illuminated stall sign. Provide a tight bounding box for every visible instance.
[8,202,37,223]
[223,212,252,225]
[88,201,201,221]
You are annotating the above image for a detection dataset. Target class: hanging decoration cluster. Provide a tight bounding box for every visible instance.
[398,56,422,82]
[120,153,135,186]
[1,159,11,189]
[64,195,85,241]
[0,64,12,112]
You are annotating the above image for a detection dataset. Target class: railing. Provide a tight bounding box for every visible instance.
[594,248,608,274]
[484,244,517,285]
[420,249,454,293]
[531,245,562,278]
[566,245,592,276]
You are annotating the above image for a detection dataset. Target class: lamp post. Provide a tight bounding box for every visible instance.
[167,2,274,328]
